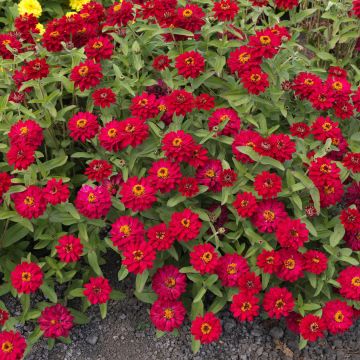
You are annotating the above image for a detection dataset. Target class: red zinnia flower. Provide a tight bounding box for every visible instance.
[74,185,112,219]
[122,240,156,274]
[308,157,341,186]
[269,133,296,163]
[11,262,43,294]
[130,93,159,120]
[188,144,209,168]
[85,36,114,62]
[120,176,156,212]
[216,253,249,287]
[56,235,83,263]
[0,173,12,201]
[150,299,186,332]
[275,218,309,250]
[248,29,281,59]
[275,249,304,282]
[227,46,261,75]
[0,331,26,360]
[169,209,202,242]
[343,153,360,173]
[254,171,282,199]
[152,265,187,300]
[70,60,103,91]
[84,277,112,304]
[238,272,262,295]
[345,231,360,251]
[85,159,113,182]
[0,34,22,59]
[251,199,288,233]
[12,185,47,219]
[337,266,360,300]
[195,94,215,111]
[106,1,134,26]
[43,179,70,205]
[299,314,326,341]
[340,208,360,231]
[178,177,199,197]
[148,159,182,193]
[241,68,269,95]
[208,108,241,137]
[322,300,353,335]
[262,287,295,319]
[177,4,205,33]
[147,223,175,251]
[102,174,123,196]
[23,58,49,80]
[98,120,123,152]
[290,122,310,138]
[309,85,335,110]
[165,90,195,116]
[38,304,74,338]
[110,216,145,250]
[92,88,116,108]
[190,243,219,274]
[257,250,280,274]
[230,293,260,322]
[175,51,205,79]
[292,72,322,100]
[220,169,238,187]
[274,0,299,9]
[191,312,222,344]
[68,112,99,142]
[213,0,239,21]
[9,119,43,149]
[152,55,171,71]
[303,250,328,274]
[286,312,303,334]
[233,192,258,218]
[0,309,9,327]
[196,159,223,192]
[161,130,195,162]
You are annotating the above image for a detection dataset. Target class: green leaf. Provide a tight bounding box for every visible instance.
[70,308,90,325]
[118,266,129,281]
[68,288,85,297]
[134,290,157,304]
[330,222,345,247]
[42,154,68,172]
[40,284,57,303]
[110,290,125,301]
[193,287,206,303]
[2,224,29,248]
[299,337,308,350]
[87,252,103,276]
[191,337,201,354]
[100,303,107,319]
[136,270,149,293]
[208,296,227,314]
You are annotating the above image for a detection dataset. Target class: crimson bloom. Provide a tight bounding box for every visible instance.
[68,112,99,142]
[190,243,219,274]
[230,292,260,322]
[38,304,74,338]
[43,179,70,205]
[11,262,43,294]
[122,240,156,274]
[208,108,241,137]
[130,93,159,120]
[147,223,175,251]
[213,0,239,21]
[254,171,282,199]
[152,55,171,71]
[152,265,187,300]
[257,250,280,274]
[191,312,222,344]
[216,253,249,287]
[0,331,26,360]
[165,90,195,116]
[241,68,269,95]
[120,176,156,212]
[340,208,360,231]
[290,122,310,138]
[70,60,103,91]
[303,250,328,274]
[85,159,113,182]
[169,209,202,242]
[84,277,112,304]
[262,287,295,319]
[275,218,309,250]
[343,153,360,173]
[92,88,116,108]
[175,51,205,79]
[233,192,258,218]
[238,272,261,295]
[84,36,114,62]
[148,159,181,193]
[178,177,199,197]
[9,119,43,149]
[196,159,223,192]
[56,235,83,263]
[162,130,195,162]
[322,300,353,335]
[110,216,145,250]
[299,314,326,342]
[275,249,304,282]
[12,186,47,219]
[150,299,186,332]
[337,266,360,300]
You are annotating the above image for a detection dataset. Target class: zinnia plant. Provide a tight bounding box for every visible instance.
[0,0,359,357]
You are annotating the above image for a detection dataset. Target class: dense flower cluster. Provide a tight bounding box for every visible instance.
[0,0,359,356]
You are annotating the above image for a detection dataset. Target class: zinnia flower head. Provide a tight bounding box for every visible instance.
[68,112,99,142]
[191,312,222,344]
[122,240,156,274]
[322,300,353,335]
[18,0,42,17]
[43,179,70,205]
[56,235,83,263]
[0,330,26,360]
[299,314,325,342]
[337,266,360,300]
[169,209,202,242]
[150,299,186,332]
[190,243,219,274]
[262,287,295,319]
[12,185,47,219]
[70,60,103,91]
[85,159,113,182]
[275,218,309,250]
[11,261,43,294]
[92,88,116,108]
[303,250,328,274]
[230,292,260,322]
[216,253,249,287]
[175,51,205,79]
[83,276,112,304]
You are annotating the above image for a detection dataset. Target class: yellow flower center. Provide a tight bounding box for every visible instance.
[93,41,103,49]
[20,126,28,135]
[133,250,144,261]
[200,322,212,334]
[183,9,193,17]
[250,74,261,82]
[332,81,343,91]
[310,322,319,332]
[320,164,331,173]
[259,35,271,45]
[263,210,275,221]
[50,319,57,325]
[324,185,334,194]
[304,78,314,86]
[284,258,295,270]
[164,308,174,319]
[334,311,344,323]
[76,119,87,128]
[205,169,215,178]
[165,277,176,288]
[1,341,13,353]
[132,185,145,196]
[238,52,250,64]
[138,99,148,106]
[114,3,122,12]
[78,66,89,77]
[88,192,96,203]
[21,271,32,282]
[227,263,237,275]
[241,302,252,311]
[181,218,191,228]
[157,167,169,179]
[275,299,285,309]
[185,57,194,65]
[172,138,182,147]
[125,124,135,133]
[120,225,131,236]
[322,122,332,131]
[201,251,213,263]
[24,196,34,206]
[107,128,117,138]
[158,104,167,112]
[351,276,360,286]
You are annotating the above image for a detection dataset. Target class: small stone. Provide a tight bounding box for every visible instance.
[224,319,237,333]
[85,335,99,345]
[270,327,284,340]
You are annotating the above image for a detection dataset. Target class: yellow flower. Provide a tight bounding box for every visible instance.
[35,23,45,35]
[65,11,77,17]
[18,0,42,18]
[69,0,90,11]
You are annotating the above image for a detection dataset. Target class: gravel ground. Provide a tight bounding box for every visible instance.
[11,254,360,360]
